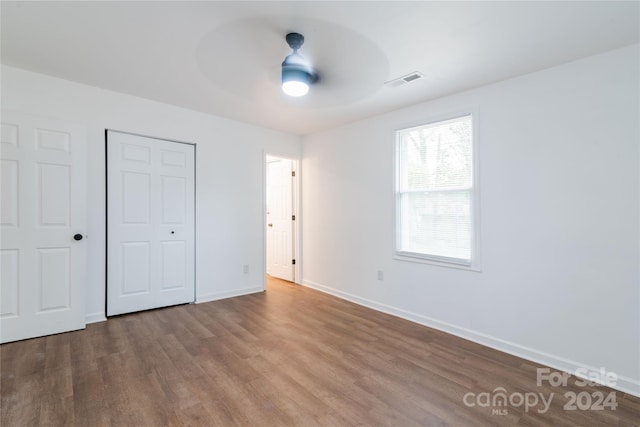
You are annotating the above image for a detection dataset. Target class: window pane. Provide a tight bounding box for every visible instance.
[399,191,471,261]
[399,116,472,191]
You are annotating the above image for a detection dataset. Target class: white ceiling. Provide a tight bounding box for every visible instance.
[2,1,638,135]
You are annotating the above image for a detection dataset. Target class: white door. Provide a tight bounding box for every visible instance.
[0,111,86,343]
[107,131,195,316]
[266,157,293,281]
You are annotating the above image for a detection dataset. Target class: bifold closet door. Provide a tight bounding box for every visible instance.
[107,131,195,316]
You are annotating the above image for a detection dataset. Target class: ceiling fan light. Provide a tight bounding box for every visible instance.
[282,80,309,97]
[282,66,312,97]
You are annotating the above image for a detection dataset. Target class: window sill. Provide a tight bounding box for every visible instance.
[393,253,481,272]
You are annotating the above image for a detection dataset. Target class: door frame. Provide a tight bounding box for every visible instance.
[105,129,197,316]
[263,152,300,288]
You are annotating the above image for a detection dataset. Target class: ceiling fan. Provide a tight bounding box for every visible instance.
[281,32,318,97]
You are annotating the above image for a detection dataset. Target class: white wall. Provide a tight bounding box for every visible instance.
[1,65,301,322]
[301,45,640,395]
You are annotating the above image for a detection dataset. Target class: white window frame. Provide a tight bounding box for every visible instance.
[393,110,481,271]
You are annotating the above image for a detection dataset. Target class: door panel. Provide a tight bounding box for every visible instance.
[0,111,86,343]
[122,171,151,223]
[161,176,186,223]
[38,163,71,226]
[107,131,194,316]
[161,241,186,290]
[121,242,151,295]
[1,160,19,227]
[38,247,71,311]
[0,250,19,317]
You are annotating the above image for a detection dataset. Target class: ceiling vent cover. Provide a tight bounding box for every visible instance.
[384,71,424,88]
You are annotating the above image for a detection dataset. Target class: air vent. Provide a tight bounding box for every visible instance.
[384,71,424,88]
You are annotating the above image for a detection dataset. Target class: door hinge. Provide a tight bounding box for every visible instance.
[292,259,296,265]
[292,171,296,177]
[292,215,296,221]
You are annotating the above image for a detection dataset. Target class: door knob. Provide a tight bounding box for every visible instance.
[73,233,83,241]
[268,224,273,227]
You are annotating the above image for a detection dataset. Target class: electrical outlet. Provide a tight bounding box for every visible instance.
[243,265,249,274]
[377,270,384,281]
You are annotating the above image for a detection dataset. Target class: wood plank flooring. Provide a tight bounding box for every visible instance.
[2,276,639,426]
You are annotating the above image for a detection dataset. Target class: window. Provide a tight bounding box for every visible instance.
[395,114,476,267]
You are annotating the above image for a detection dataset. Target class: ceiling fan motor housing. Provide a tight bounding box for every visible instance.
[286,32,304,51]
[282,52,318,85]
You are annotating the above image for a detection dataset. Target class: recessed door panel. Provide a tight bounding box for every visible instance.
[0,249,19,318]
[161,150,186,167]
[38,247,70,312]
[161,241,186,290]
[122,242,150,295]
[122,143,150,164]
[36,129,70,153]
[1,160,19,228]
[1,123,19,147]
[161,176,186,224]
[122,171,150,224]
[38,163,70,227]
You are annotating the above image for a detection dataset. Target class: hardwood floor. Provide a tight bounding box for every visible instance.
[2,276,639,426]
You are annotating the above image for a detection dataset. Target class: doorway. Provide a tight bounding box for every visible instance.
[265,155,298,284]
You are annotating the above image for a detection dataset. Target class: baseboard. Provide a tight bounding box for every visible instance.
[85,312,107,324]
[196,286,264,304]
[84,287,265,322]
[302,279,640,398]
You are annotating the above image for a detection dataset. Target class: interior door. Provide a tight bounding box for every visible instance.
[0,111,86,343]
[266,157,293,281]
[107,131,195,316]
